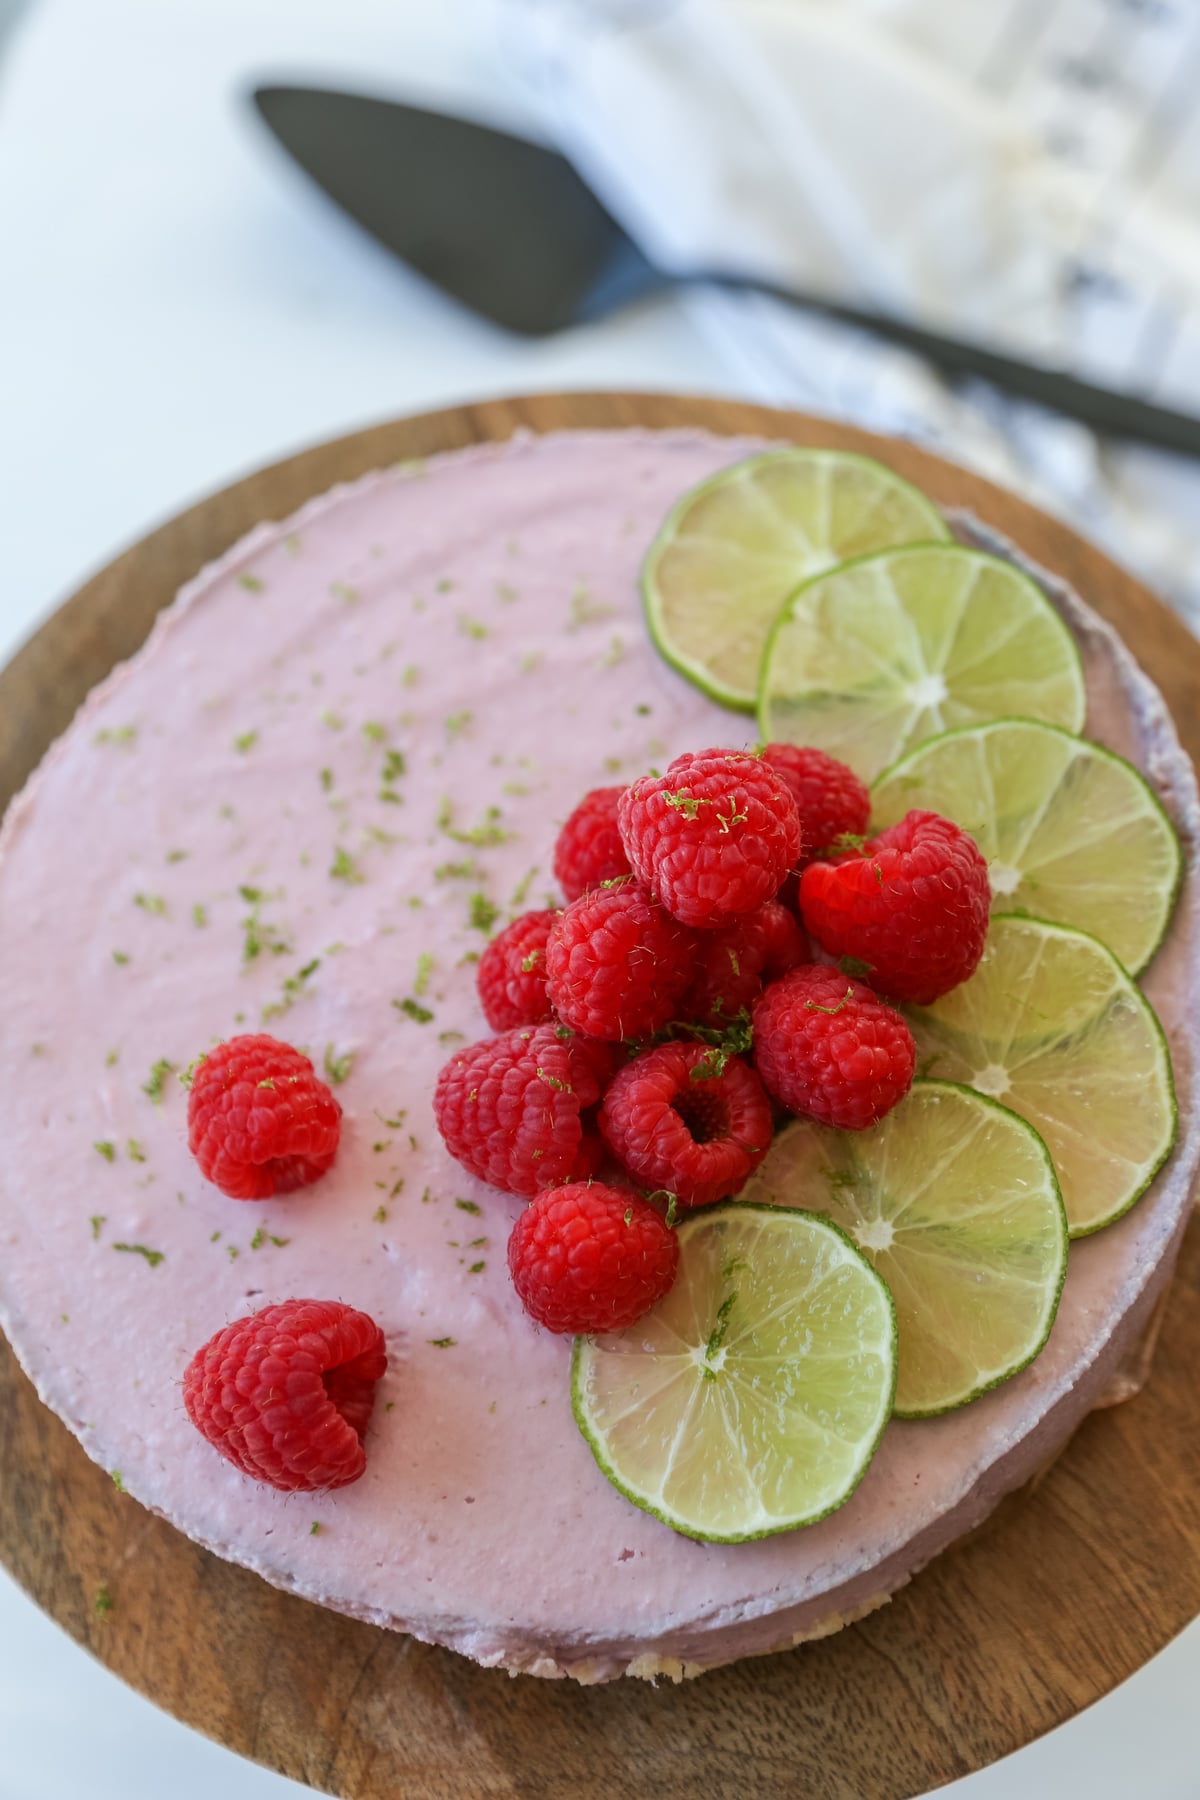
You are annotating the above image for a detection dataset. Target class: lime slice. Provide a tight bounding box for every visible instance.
[741,1084,1068,1417]
[871,720,1181,976]
[758,545,1086,780]
[571,1204,896,1542]
[908,915,1176,1237]
[642,449,949,712]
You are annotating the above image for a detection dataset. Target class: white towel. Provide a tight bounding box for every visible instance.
[505,0,1200,626]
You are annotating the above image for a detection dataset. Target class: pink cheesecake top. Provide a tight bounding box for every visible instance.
[0,429,1196,1680]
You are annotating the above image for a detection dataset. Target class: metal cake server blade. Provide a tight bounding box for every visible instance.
[252,85,1200,459]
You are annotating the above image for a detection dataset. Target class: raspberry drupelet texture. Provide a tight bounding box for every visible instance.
[507,1183,679,1333]
[187,1035,342,1200]
[599,1043,774,1208]
[545,880,696,1041]
[553,785,631,903]
[617,748,802,929]
[760,744,871,864]
[679,898,810,1027]
[182,1299,387,1492]
[434,1023,588,1196]
[800,809,991,1005]
[476,910,556,1032]
[752,966,916,1130]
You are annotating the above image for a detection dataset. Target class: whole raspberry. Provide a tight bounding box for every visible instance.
[507,1183,679,1333]
[800,809,991,1004]
[761,744,871,864]
[182,1299,386,1492]
[678,899,810,1027]
[554,786,631,902]
[545,881,696,1042]
[561,1032,622,1107]
[434,1023,584,1196]
[476,910,555,1031]
[618,748,801,929]
[187,1035,342,1201]
[599,1043,773,1208]
[752,966,915,1130]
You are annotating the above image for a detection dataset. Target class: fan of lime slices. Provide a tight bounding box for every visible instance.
[739,1084,1068,1417]
[572,1205,896,1542]
[642,448,949,712]
[908,916,1176,1237]
[757,544,1086,780]
[871,719,1181,976]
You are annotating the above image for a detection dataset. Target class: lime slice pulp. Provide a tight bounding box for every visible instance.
[871,719,1181,976]
[908,915,1176,1237]
[741,1084,1068,1417]
[571,1203,896,1542]
[758,544,1086,781]
[642,449,949,713]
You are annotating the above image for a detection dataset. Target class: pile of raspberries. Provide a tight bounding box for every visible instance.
[177,742,989,1494]
[437,744,991,1339]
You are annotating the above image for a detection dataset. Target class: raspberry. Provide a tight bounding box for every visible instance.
[561,1032,622,1107]
[568,1129,607,1184]
[679,899,810,1027]
[187,1035,342,1201]
[761,744,871,864]
[476,910,555,1031]
[182,1299,386,1492]
[434,1023,585,1196]
[752,966,915,1130]
[618,748,801,929]
[507,1183,678,1333]
[553,786,631,902]
[800,809,991,1004]
[545,881,696,1042]
[599,1043,773,1208]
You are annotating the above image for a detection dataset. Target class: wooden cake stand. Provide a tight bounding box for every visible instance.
[2,393,1199,1799]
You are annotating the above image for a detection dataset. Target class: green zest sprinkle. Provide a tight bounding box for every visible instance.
[133,892,167,916]
[429,1337,456,1348]
[90,1215,106,1240]
[126,1140,146,1163]
[373,1204,388,1223]
[331,580,359,604]
[238,572,264,593]
[319,767,335,792]
[166,848,188,865]
[445,710,473,737]
[414,951,434,996]
[455,1198,482,1216]
[329,847,364,884]
[323,1044,354,1086]
[362,720,386,742]
[468,1261,486,1275]
[457,614,488,640]
[111,1470,124,1491]
[438,1029,465,1047]
[95,1585,114,1618]
[839,955,874,979]
[142,1058,175,1103]
[435,860,477,881]
[382,748,406,783]
[661,790,705,821]
[233,730,259,754]
[436,798,511,847]
[310,1521,324,1535]
[320,709,345,731]
[436,577,455,593]
[703,1290,737,1377]
[179,1052,207,1091]
[468,893,499,934]
[536,1067,568,1092]
[624,1207,633,1226]
[192,903,208,928]
[394,996,433,1024]
[94,725,137,747]
[105,1048,119,1067]
[94,1140,116,1162]
[805,987,854,1018]
[113,1242,163,1268]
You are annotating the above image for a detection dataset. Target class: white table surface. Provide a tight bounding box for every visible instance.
[1,2,1197,1795]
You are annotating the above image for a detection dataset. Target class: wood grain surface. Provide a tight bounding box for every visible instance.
[2,392,1199,1800]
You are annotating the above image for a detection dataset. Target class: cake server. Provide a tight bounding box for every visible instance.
[251,85,1200,460]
